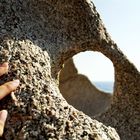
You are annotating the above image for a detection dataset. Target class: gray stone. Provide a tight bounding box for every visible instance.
[0,0,139,139]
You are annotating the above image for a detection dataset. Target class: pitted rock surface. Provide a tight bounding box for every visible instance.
[0,40,119,140]
[0,0,139,139]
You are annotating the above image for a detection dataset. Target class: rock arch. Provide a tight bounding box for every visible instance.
[0,0,139,139]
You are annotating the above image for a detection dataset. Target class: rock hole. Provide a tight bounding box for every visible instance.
[59,51,114,117]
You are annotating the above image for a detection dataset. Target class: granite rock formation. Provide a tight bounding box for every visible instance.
[59,59,112,117]
[0,0,139,139]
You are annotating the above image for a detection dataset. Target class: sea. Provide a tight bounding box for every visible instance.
[93,81,114,93]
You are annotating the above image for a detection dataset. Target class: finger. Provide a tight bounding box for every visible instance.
[0,80,20,100]
[0,63,9,77]
[0,110,7,136]
[11,92,18,102]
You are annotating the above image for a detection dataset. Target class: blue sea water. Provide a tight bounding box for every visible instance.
[93,81,114,93]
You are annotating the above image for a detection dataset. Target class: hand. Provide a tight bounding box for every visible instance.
[0,62,19,136]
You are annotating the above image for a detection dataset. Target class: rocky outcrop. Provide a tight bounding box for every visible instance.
[0,42,119,140]
[0,0,139,139]
[59,59,112,117]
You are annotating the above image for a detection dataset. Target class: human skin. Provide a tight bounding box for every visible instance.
[0,62,19,136]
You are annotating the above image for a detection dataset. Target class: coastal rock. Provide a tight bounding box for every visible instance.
[59,59,112,117]
[0,0,120,139]
[0,0,139,139]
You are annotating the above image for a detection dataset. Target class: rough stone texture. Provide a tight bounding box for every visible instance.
[0,0,139,139]
[59,59,112,117]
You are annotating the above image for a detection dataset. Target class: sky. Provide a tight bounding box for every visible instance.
[73,0,140,82]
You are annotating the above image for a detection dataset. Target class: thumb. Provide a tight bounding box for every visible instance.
[0,110,7,136]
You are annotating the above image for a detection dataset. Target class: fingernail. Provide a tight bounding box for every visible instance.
[0,63,9,72]
[11,80,20,87]
[1,62,8,68]
[0,110,7,122]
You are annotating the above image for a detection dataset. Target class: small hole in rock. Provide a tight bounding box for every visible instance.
[59,51,114,117]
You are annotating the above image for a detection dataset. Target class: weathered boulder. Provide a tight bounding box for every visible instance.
[0,0,139,139]
[59,59,112,117]
[0,42,119,140]
[0,0,120,139]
